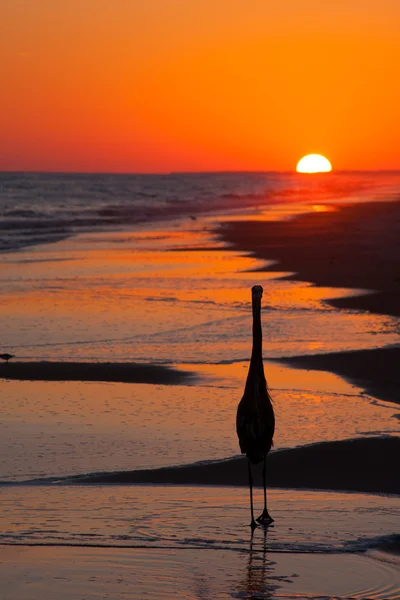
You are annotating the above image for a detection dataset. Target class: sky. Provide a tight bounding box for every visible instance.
[1,1,400,173]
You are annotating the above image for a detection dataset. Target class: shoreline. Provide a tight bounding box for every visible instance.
[6,436,398,495]
[216,200,400,317]
[215,200,400,405]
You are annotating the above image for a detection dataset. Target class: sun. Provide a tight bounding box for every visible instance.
[296,154,332,173]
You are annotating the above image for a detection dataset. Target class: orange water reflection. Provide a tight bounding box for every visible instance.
[1,225,397,364]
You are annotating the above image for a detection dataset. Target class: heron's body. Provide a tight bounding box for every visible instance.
[236,373,274,465]
[236,285,275,529]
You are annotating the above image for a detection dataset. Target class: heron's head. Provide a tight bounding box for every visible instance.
[251,285,263,301]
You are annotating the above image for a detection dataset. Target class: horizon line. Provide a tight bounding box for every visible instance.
[1,168,400,177]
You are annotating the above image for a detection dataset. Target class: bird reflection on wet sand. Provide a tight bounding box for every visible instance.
[237,528,296,599]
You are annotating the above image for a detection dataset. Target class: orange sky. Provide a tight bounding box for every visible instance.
[1,1,399,172]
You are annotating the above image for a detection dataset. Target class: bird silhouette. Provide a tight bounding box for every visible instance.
[0,353,15,363]
[236,285,275,530]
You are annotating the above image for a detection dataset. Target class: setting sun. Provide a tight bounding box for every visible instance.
[296,155,332,174]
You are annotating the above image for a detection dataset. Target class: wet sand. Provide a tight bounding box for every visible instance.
[1,485,399,599]
[1,544,398,600]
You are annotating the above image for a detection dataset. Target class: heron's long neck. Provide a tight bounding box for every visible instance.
[251,302,262,363]
[246,300,265,387]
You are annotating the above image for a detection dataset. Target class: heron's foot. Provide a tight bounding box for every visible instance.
[256,510,274,526]
[250,519,258,531]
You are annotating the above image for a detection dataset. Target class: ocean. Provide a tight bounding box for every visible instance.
[0,171,399,598]
[2,170,400,253]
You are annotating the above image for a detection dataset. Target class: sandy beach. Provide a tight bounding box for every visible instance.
[1,192,400,599]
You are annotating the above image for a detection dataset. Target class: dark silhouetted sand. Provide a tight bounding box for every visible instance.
[0,361,195,385]
[17,437,398,496]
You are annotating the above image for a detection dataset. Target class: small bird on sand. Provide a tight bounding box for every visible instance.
[236,285,275,530]
[0,353,15,363]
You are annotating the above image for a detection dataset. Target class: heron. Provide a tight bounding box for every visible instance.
[0,353,14,363]
[236,285,275,530]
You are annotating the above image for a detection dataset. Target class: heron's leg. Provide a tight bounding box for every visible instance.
[248,459,257,531]
[256,454,274,525]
